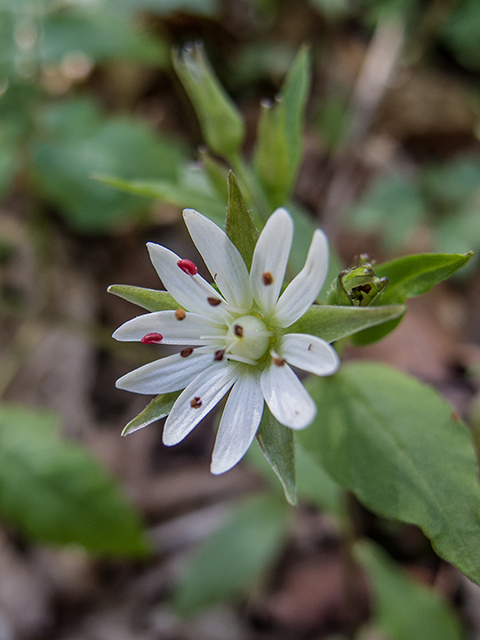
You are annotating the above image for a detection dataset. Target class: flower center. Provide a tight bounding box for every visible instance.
[225,315,270,362]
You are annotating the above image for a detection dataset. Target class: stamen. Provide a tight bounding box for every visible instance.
[190,396,202,409]
[307,343,312,351]
[273,356,286,367]
[175,308,186,320]
[214,349,225,361]
[234,324,244,337]
[141,332,163,344]
[262,271,274,286]
[177,259,198,276]
[207,297,222,306]
[226,354,258,366]
[180,347,193,357]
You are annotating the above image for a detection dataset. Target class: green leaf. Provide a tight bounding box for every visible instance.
[108,284,179,312]
[295,443,342,516]
[286,304,405,342]
[256,408,296,505]
[172,43,245,158]
[225,172,258,269]
[352,252,473,345]
[96,175,227,224]
[173,494,289,616]
[0,404,148,556]
[300,362,480,586]
[253,46,310,208]
[122,391,181,435]
[356,540,465,640]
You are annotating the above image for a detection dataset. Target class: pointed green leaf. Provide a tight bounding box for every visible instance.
[94,175,227,223]
[225,172,258,269]
[356,540,464,640]
[0,404,148,556]
[257,408,296,505]
[300,362,480,586]
[172,43,245,158]
[108,284,179,312]
[351,252,473,345]
[173,494,289,616]
[286,304,405,342]
[122,391,181,435]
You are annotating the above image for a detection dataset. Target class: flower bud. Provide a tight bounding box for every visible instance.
[327,258,388,307]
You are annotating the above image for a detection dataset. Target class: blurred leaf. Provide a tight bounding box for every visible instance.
[122,391,181,435]
[442,0,480,71]
[0,403,148,555]
[286,303,405,342]
[173,494,289,616]
[226,172,258,270]
[356,540,464,640]
[300,362,480,586]
[107,0,217,17]
[295,442,342,515]
[257,408,296,505]
[108,284,180,312]
[352,252,473,345]
[435,207,480,257]
[32,98,189,231]
[423,157,480,206]
[173,43,245,158]
[350,175,424,249]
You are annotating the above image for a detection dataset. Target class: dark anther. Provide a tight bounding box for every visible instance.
[234,324,244,337]
[214,349,225,361]
[190,396,202,409]
[180,347,193,358]
[175,308,186,320]
[262,271,274,286]
[207,297,222,306]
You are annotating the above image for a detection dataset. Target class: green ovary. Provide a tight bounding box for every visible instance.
[225,315,271,361]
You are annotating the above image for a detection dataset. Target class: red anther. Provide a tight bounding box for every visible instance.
[177,259,198,276]
[141,332,164,344]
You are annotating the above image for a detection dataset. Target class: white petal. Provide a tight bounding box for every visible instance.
[116,347,216,394]
[249,208,293,317]
[260,361,316,429]
[274,229,329,327]
[112,310,226,345]
[163,362,238,446]
[278,333,340,376]
[210,369,264,475]
[183,209,252,309]
[147,243,230,320]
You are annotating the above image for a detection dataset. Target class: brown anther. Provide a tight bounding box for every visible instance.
[214,349,225,361]
[234,324,244,337]
[207,297,222,306]
[262,271,274,286]
[141,332,163,344]
[175,308,186,320]
[190,396,202,409]
[308,343,312,351]
[180,347,193,358]
[273,356,286,367]
[177,259,198,276]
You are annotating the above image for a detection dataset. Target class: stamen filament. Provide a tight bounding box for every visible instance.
[225,354,258,365]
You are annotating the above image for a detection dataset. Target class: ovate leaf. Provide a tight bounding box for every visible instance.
[300,362,480,586]
[173,494,289,616]
[0,404,148,556]
[356,540,464,640]
[257,408,296,505]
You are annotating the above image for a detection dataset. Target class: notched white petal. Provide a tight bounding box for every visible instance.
[146,243,228,319]
[279,333,339,376]
[162,363,238,446]
[112,310,226,345]
[274,229,329,327]
[183,209,252,309]
[115,347,215,395]
[210,369,264,475]
[250,208,293,317]
[261,361,317,430]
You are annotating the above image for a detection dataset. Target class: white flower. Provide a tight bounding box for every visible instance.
[113,208,339,474]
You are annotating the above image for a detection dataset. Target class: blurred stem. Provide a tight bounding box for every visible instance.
[0,320,45,398]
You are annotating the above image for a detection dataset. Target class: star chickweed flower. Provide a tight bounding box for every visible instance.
[113,208,339,474]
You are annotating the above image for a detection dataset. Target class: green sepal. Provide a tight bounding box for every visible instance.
[351,251,473,345]
[122,391,181,436]
[356,540,464,640]
[256,408,296,506]
[286,303,405,343]
[300,362,480,586]
[225,172,258,270]
[172,43,245,158]
[108,284,179,312]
